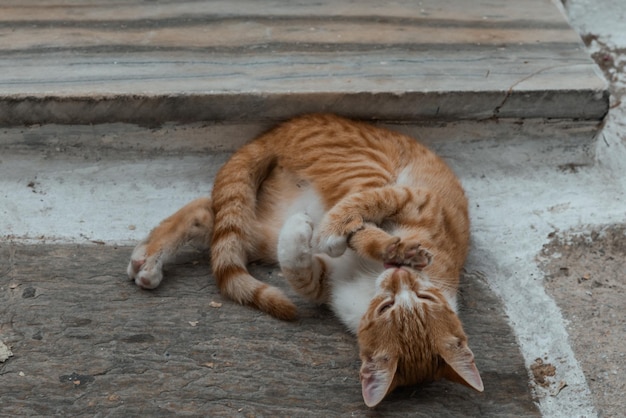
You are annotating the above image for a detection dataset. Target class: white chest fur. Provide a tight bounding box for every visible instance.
[328,254,381,334]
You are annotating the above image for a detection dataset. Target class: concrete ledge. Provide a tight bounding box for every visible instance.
[0,118,600,245]
[0,0,609,126]
[0,88,609,126]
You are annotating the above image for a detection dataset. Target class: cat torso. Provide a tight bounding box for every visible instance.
[248,115,468,332]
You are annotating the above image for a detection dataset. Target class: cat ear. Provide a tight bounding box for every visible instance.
[439,339,484,392]
[360,355,398,407]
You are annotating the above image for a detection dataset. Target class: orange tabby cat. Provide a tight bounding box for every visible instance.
[127,114,483,406]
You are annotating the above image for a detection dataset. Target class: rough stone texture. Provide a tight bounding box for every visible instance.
[0,243,539,416]
[539,225,626,418]
[0,0,608,125]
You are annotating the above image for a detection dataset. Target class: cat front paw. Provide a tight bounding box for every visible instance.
[315,214,363,257]
[278,212,314,270]
[127,243,164,289]
[316,234,348,258]
[383,239,433,270]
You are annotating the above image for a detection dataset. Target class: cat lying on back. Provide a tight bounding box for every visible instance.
[127,114,483,407]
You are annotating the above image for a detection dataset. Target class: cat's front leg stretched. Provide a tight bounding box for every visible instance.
[314,186,422,258]
[342,223,432,269]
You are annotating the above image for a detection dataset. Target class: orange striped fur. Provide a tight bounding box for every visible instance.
[127,114,482,406]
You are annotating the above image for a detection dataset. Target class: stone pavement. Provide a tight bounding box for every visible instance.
[0,245,538,416]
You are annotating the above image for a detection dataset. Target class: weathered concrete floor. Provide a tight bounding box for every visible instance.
[0,244,539,416]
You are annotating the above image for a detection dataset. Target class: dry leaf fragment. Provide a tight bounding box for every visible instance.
[209,301,222,308]
[0,341,13,362]
[530,358,556,387]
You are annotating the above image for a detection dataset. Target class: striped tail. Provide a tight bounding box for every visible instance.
[210,134,297,320]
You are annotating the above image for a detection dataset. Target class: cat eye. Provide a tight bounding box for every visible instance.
[417,293,436,302]
[377,300,395,315]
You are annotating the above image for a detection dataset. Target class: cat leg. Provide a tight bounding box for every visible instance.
[346,223,432,269]
[277,212,330,303]
[315,186,428,257]
[346,223,433,269]
[127,197,213,289]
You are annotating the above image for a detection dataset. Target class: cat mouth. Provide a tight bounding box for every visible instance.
[384,262,408,270]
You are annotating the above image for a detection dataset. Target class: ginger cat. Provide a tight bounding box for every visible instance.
[127,114,483,407]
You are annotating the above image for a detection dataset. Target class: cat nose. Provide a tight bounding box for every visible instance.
[385,267,418,292]
[390,267,412,282]
[380,267,417,293]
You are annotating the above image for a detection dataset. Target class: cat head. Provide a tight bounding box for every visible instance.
[357,267,483,407]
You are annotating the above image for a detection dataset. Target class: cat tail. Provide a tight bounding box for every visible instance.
[210,133,298,321]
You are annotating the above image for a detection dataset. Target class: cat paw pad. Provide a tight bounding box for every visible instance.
[383,240,433,270]
[127,243,164,289]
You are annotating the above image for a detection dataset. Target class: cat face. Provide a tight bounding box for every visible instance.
[357,267,483,407]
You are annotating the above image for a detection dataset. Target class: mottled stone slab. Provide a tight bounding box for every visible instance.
[539,225,626,417]
[0,0,607,125]
[0,243,539,416]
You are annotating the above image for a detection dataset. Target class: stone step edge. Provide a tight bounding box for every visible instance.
[0,89,609,127]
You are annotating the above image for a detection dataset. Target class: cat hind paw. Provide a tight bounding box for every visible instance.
[127,243,164,289]
[278,213,315,269]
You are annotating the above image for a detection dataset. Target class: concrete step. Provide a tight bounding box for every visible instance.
[0,0,608,125]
